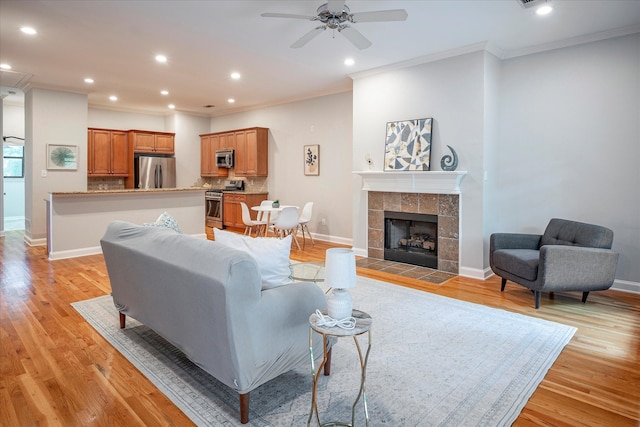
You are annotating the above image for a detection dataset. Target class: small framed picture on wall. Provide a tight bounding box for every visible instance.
[304,144,319,176]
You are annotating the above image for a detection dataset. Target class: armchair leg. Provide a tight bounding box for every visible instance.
[500,278,507,292]
[582,291,590,304]
[534,291,541,309]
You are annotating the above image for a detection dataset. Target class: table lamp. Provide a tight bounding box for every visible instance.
[325,248,357,320]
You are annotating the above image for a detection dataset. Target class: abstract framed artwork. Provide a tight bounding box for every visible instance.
[47,144,78,170]
[304,144,319,176]
[384,118,432,171]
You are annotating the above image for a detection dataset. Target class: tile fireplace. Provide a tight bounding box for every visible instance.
[355,170,466,275]
[368,192,459,273]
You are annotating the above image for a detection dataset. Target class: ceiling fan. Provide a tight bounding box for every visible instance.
[261,0,408,50]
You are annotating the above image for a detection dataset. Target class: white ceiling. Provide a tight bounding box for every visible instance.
[1,0,639,117]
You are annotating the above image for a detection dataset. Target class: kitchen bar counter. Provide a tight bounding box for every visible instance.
[51,186,207,195]
[47,187,206,260]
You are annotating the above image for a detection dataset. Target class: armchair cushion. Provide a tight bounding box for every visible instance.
[492,249,539,281]
[541,218,613,248]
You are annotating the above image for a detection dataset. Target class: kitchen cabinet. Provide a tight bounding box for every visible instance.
[88,128,129,176]
[200,133,229,177]
[200,127,268,177]
[223,193,268,229]
[233,127,268,177]
[130,130,175,154]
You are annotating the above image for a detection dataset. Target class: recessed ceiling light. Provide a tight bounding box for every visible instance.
[536,5,553,15]
[20,26,37,35]
[160,90,169,95]
[155,54,168,63]
[109,95,118,101]
[344,58,355,66]
[168,104,175,109]
[230,72,241,80]
[0,63,12,70]
[228,98,235,103]
[84,78,94,83]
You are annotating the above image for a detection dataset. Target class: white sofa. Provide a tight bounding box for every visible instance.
[100,221,328,423]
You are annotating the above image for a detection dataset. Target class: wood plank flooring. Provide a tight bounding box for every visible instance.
[1,229,639,426]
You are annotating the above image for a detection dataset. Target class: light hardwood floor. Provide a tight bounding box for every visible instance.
[1,229,639,426]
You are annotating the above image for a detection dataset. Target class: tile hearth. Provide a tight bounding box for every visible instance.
[356,258,456,285]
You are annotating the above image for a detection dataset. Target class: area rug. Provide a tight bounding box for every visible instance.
[72,276,576,426]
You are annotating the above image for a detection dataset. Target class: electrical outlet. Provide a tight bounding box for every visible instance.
[321,218,326,226]
[41,170,47,177]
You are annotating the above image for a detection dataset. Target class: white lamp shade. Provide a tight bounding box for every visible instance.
[325,248,356,290]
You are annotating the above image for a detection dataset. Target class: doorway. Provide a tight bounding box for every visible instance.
[2,90,26,232]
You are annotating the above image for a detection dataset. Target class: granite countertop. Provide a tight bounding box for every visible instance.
[50,187,208,195]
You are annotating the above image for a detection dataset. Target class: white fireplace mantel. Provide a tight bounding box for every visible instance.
[353,170,467,194]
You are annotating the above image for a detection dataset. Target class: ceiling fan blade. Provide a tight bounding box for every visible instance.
[350,9,408,23]
[339,26,372,50]
[261,12,316,20]
[327,0,347,14]
[291,26,326,48]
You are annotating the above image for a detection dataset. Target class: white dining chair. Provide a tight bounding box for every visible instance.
[297,201,315,248]
[272,206,301,250]
[240,202,265,237]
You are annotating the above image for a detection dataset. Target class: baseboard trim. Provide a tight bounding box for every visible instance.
[49,246,102,261]
[611,279,640,294]
[25,236,46,247]
[310,232,353,248]
[458,266,493,280]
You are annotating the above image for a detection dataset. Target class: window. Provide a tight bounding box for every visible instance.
[3,144,24,178]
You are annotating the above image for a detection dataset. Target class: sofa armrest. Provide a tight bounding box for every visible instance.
[538,245,619,289]
[490,233,542,252]
[228,280,327,394]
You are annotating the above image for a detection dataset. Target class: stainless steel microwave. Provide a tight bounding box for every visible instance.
[215,149,234,168]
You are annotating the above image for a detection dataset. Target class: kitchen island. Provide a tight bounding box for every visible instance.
[47,187,206,260]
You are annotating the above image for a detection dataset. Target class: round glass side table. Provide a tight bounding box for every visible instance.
[307,309,373,427]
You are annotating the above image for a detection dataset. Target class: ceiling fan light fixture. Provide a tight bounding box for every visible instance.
[262,1,407,50]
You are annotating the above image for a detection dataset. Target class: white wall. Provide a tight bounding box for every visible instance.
[352,51,487,274]
[210,92,354,244]
[165,112,210,188]
[496,33,640,285]
[25,88,88,243]
[352,33,640,286]
[88,108,166,131]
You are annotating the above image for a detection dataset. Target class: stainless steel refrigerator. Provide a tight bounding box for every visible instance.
[137,156,176,189]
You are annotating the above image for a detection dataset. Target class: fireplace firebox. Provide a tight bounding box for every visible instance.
[384,211,438,269]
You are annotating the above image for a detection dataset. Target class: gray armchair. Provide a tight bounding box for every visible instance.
[490,218,619,308]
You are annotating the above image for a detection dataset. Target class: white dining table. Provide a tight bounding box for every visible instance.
[251,205,297,236]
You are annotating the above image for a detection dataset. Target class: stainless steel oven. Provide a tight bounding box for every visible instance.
[205,190,223,229]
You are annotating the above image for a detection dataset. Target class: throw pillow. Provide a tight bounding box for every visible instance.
[144,211,182,233]
[213,228,293,289]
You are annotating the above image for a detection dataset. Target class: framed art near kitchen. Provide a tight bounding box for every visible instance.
[47,144,78,170]
[384,117,432,171]
[304,144,319,176]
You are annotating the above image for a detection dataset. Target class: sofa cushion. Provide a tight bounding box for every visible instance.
[492,249,540,281]
[144,211,182,233]
[214,228,293,289]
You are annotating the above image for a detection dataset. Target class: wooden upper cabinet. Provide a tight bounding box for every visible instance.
[200,134,228,177]
[88,128,129,177]
[205,127,267,177]
[130,130,175,154]
[201,127,268,177]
